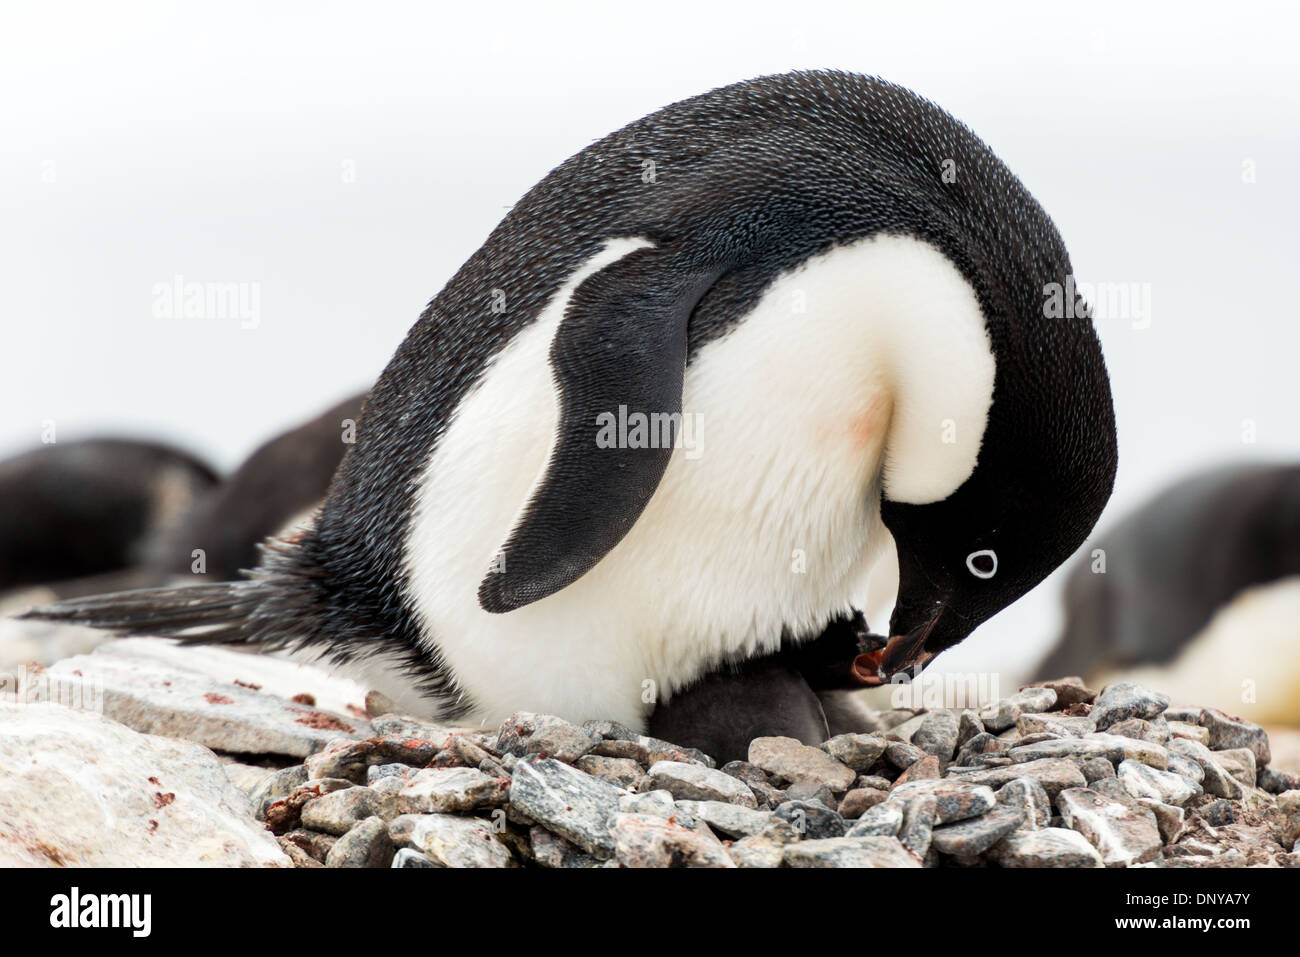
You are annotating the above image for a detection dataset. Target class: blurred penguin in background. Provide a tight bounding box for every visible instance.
[1034,462,1300,724]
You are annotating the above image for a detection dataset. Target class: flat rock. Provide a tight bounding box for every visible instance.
[838,787,889,819]
[821,733,887,771]
[774,799,846,839]
[300,786,380,835]
[989,826,1104,867]
[896,792,937,859]
[749,736,856,791]
[782,836,920,868]
[0,701,288,866]
[953,757,1087,799]
[1009,737,1124,764]
[1199,709,1270,766]
[395,767,510,814]
[913,710,960,764]
[1090,681,1169,731]
[388,813,513,868]
[1118,759,1202,806]
[610,812,734,867]
[889,778,997,824]
[1025,677,1098,708]
[845,801,904,838]
[495,712,599,763]
[644,761,757,808]
[1211,748,1257,788]
[674,800,772,838]
[931,802,1026,856]
[1057,787,1162,866]
[509,758,622,859]
[47,649,368,758]
[1084,733,1169,769]
[575,755,644,790]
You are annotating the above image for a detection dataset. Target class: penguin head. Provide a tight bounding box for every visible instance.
[867,298,1119,683]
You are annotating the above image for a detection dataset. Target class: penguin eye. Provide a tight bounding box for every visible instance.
[966,549,998,579]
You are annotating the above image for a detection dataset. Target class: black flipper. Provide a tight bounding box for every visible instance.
[478,247,724,613]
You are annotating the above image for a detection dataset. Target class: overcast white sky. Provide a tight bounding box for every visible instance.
[2,1,1297,677]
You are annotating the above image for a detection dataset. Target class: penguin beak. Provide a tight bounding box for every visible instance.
[849,610,941,686]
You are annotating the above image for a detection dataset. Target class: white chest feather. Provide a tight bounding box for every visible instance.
[393,234,994,728]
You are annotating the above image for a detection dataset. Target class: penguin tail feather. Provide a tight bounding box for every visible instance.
[17,581,273,647]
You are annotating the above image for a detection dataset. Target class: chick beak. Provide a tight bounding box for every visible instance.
[849,610,941,686]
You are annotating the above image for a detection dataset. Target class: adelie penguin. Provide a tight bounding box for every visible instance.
[1034,461,1300,724]
[23,71,1119,735]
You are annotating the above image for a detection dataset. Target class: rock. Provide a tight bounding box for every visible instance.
[325,816,394,868]
[637,735,714,768]
[821,733,887,771]
[1277,791,1300,849]
[782,836,920,868]
[1090,682,1169,731]
[0,701,288,866]
[957,710,984,747]
[301,786,381,835]
[931,802,1025,856]
[495,712,599,763]
[673,800,772,838]
[1057,787,1162,866]
[46,651,368,757]
[953,757,1087,799]
[509,758,622,858]
[1211,748,1257,788]
[997,777,1052,829]
[250,764,309,819]
[394,767,510,814]
[889,779,997,824]
[896,792,937,859]
[388,813,513,868]
[1137,799,1186,844]
[885,740,929,768]
[913,710,960,764]
[837,787,889,819]
[280,828,336,863]
[845,801,904,838]
[530,827,600,868]
[1199,709,1270,766]
[749,736,856,791]
[575,755,644,790]
[590,738,651,763]
[610,812,735,867]
[582,719,639,740]
[1011,687,1059,714]
[1080,757,1116,784]
[989,827,1104,867]
[1118,759,1202,806]
[1009,737,1125,764]
[1108,717,1168,743]
[1025,677,1097,708]
[955,732,1005,767]
[265,779,353,833]
[1090,776,1139,808]
[223,761,275,797]
[1167,753,1206,785]
[1168,739,1245,799]
[1259,767,1300,794]
[1167,720,1210,745]
[892,753,942,788]
[1084,733,1169,769]
[643,761,757,808]
[1194,797,1236,827]
[774,799,846,839]
[727,835,786,868]
[278,837,323,867]
[392,848,437,868]
[785,780,836,808]
[1017,712,1093,737]
[619,789,676,818]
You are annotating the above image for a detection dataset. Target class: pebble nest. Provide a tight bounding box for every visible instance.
[258,678,1300,868]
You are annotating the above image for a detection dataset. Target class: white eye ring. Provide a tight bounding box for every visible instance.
[966,549,998,579]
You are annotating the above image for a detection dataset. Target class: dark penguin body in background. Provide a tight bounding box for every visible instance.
[0,440,217,597]
[155,393,365,583]
[1034,463,1300,716]
[24,72,1118,734]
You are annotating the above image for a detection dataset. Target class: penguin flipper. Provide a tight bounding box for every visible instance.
[478,247,724,613]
